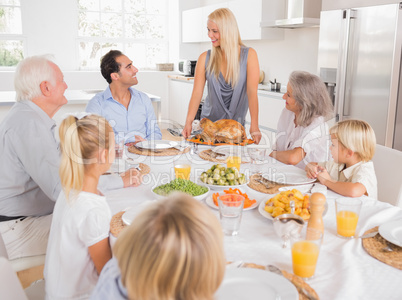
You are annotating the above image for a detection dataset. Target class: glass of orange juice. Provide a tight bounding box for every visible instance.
[173,156,192,180]
[227,156,241,171]
[290,227,323,279]
[335,198,362,238]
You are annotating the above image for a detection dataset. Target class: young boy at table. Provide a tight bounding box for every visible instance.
[44,114,116,299]
[305,119,377,199]
[90,193,226,300]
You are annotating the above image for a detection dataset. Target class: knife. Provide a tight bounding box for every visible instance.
[360,231,378,239]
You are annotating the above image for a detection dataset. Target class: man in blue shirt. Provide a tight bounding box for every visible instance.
[86,50,162,144]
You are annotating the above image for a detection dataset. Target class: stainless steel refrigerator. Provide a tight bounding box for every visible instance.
[317,3,402,149]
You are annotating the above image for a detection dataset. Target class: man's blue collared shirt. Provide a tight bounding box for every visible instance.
[86,86,162,143]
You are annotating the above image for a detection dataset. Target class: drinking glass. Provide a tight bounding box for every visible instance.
[173,157,191,180]
[218,194,245,236]
[227,156,241,171]
[248,148,267,174]
[290,227,323,279]
[335,198,362,238]
[115,138,125,159]
[273,213,305,248]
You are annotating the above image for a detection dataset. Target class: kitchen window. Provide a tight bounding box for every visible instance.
[77,0,168,70]
[0,0,24,67]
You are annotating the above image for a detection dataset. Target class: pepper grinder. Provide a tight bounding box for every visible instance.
[307,192,326,239]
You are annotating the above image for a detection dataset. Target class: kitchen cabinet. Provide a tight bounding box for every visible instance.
[228,0,283,40]
[168,79,194,126]
[182,8,203,43]
[182,0,283,43]
[245,92,285,131]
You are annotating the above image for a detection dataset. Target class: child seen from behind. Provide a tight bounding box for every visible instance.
[305,119,377,199]
[44,114,114,299]
[91,193,226,300]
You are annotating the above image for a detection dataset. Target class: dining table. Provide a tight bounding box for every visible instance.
[103,143,402,300]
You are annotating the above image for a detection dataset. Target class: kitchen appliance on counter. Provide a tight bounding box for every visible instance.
[317,3,402,150]
[178,60,197,77]
[269,79,281,92]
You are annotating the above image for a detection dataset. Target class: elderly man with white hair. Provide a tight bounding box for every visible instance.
[0,55,141,260]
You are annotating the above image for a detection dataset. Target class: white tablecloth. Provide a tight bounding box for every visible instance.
[105,145,402,300]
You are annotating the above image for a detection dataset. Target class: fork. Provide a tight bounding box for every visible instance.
[256,179,272,189]
[381,242,394,252]
[307,183,316,193]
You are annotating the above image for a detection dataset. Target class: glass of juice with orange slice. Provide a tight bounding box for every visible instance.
[173,156,192,180]
[290,227,323,279]
[335,198,362,238]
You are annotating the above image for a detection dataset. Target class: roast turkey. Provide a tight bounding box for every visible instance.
[195,118,247,144]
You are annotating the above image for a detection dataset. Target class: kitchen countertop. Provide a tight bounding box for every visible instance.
[168,76,285,98]
[0,90,161,105]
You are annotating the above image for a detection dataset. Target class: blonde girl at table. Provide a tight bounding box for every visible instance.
[181,7,262,144]
[91,193,226,300]
[44,114,115,299]
[306,119,378,199]
[270,71,334,169]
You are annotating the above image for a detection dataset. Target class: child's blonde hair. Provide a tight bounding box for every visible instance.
[114,193,226,300]
[330,119,376,162]
[59,114,113,200]
[207,8,244,87]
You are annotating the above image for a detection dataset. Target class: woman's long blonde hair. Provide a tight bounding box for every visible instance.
[114,193,226,300]
[207,8,244,87]
[58,114,113,200]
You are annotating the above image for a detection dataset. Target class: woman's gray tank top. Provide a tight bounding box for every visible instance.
[201,46,249,125]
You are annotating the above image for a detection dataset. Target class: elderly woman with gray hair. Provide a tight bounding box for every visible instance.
[270,71,334,169]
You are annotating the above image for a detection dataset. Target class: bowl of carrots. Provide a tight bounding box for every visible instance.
[207,188,258,211]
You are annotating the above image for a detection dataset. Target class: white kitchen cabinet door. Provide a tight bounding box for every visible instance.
[168,80,194,126]
[259,94,285,130]
[228,0,262,40]
[182,8,203,43]
[246,93,285,131]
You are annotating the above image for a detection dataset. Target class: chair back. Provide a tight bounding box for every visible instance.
[372,144,402,208]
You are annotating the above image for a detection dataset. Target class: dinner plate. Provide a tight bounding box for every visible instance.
[262,165,316,185]
[379,219,402,247]
[122,201,156,225]
[205,195,259,211]
[258,195,328,221]
[136,140,178,150]
[215,268,298,300]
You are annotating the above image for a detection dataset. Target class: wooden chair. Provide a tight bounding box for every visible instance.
[372,144,402,208]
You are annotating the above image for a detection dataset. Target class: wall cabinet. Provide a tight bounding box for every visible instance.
[182,0,283,43]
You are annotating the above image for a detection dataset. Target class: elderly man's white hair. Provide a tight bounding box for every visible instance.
[14,54,57,102]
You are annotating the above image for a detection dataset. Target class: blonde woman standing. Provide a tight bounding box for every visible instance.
[182,8,261,144]
[44,114,116,299]
[91,193,226,300]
